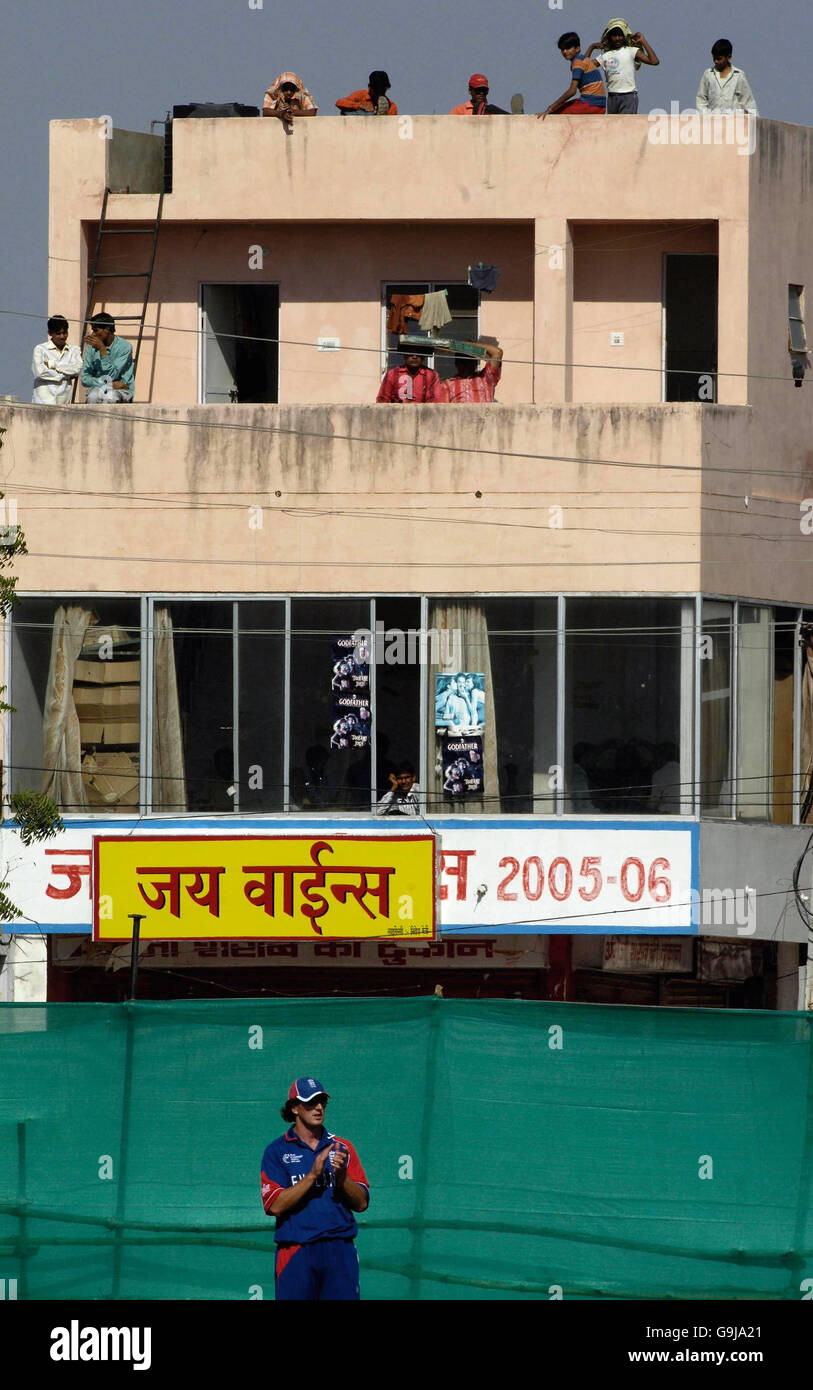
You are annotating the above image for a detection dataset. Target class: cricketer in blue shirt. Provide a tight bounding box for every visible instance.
[261,1077,370,1301]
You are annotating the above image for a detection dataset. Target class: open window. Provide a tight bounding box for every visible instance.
[383,282,479,380]
[200,284,279,403]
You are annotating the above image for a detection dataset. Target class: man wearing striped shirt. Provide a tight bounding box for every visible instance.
[540,32,607,116]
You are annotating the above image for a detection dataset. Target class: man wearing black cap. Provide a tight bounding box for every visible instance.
[336,72,398,115]
[376,348,440,402]
[80,312,134,402]
[261,1076,370,1300]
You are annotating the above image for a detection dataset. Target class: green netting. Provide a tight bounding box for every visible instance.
[1,997,812,1300]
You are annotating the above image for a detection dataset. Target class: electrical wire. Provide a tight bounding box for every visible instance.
[5,395,813,483]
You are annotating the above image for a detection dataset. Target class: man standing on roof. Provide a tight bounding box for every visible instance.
[696,38,758,114]
[336,71,398,115]
[450,74,507,115]
[261,1077,370,1301]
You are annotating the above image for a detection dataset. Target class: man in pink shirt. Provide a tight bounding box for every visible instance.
[435,341,503,403]
[376,350,440,402]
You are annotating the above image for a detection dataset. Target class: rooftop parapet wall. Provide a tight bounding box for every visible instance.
[51,113,758,225]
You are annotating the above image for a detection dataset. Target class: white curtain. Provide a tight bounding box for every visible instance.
[41,605,95,810]
[152,607,187,810]
[428,601,497,813]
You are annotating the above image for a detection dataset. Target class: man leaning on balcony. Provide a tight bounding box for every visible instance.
[263,73,318,125]
[80,313,134,403]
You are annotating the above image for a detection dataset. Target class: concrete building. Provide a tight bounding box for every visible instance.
[2,110,813,1006]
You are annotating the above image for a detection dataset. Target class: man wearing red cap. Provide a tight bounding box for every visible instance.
[450,74,507,115]
[261,1076,370,1300]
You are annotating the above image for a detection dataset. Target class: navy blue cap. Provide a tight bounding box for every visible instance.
[288,1077,329,1103]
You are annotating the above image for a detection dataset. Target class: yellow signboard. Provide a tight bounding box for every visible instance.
[92,835,437,941]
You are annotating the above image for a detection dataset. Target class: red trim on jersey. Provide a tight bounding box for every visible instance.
[261,1170,284,1213]
[332,1137,369,1188]
[276,1244,303,1280]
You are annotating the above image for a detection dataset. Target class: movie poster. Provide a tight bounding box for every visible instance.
[331,635,371,748]
[435,672,485,735]
[442,736,484,797]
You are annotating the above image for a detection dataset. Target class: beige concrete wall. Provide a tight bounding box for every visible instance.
[571,223,718,404]
[49,115,764,410]
[1,400,702,597]
[749,122,813,408]
[86,222,534,407]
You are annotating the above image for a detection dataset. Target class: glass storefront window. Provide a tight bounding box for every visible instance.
[425,598,557,814]
[566,598,687,815]
[12,596,142,814]
[154,601,233,813]
[701,600,733,817]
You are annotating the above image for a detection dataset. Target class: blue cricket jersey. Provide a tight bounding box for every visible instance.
[261,1127,370,1245]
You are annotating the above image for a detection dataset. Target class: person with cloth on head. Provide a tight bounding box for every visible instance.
[262,72,317,125]
[696,38,758,114]
[261,1077,370,1301]
[31,315,82,404]
[435,340,503,404]
[377,346,440,402]
[539,32,606,116]
[80,313,134,403]
[336,71,398,115]
[585,19,659,114]
[450,74,507,115]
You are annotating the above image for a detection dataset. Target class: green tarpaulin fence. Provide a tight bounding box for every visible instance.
[1,997,812,1300]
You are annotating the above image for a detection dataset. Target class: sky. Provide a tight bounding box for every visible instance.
[2,0,811,399]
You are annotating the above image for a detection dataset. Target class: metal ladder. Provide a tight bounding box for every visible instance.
[72,185,164,401]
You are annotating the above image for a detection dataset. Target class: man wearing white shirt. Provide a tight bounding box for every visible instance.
[31,315,82,404]
[377,763,421,815]
[587,26,659,115]
[696,38,758,114]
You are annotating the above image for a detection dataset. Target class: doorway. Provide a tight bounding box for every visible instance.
[200,284,279,403]
[663,255,718,402]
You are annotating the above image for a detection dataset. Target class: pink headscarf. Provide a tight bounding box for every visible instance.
[263,72,317,112]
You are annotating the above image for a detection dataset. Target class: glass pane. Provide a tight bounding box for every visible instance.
[384,282,479,376]
[155,601,233,812]
[772,609,795,825]
[373,598,422,806]
[566,599,684,815]
[385,282,428,368]
[12,597,141,814]
[789,285,803,317]
[425,598,557,814]
[790,318,807,351]
[737,605,772,820]
[290,599,371,811]
[239,601,285,811]
[701,600,733,817]
[801,611,813,825]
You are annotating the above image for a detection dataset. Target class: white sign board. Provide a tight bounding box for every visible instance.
[1,818,697,936]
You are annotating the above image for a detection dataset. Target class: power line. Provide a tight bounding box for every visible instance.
[6,395,812,485]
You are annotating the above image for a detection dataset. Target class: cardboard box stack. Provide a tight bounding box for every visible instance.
[76,627,141,807]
